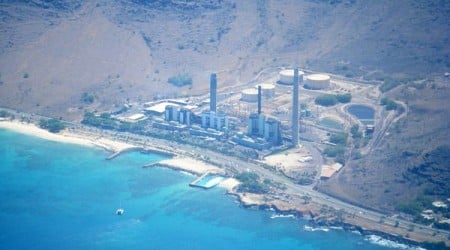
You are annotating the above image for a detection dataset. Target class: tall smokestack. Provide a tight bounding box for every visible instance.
[257,85,262,114]
[210,73,217,112]
[292,69,299,147]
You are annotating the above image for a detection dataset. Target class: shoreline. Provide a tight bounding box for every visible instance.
[0,120,135,153]
[227,189,437,250]
[1,118,448,248]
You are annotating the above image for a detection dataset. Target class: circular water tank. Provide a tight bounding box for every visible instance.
[305,74,330,89]
[255,83,276,97]
[278,69,304,85]
[241,88,259,102]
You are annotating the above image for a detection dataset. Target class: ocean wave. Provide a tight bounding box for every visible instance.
[303,225,329,232]
[179,170,195,176]
[365,235,426,250]
[351,230,362,235]
[270,214,295,219]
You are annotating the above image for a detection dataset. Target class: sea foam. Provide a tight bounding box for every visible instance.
[365,235,426,250]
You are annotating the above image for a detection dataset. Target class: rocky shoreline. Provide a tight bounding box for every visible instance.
[226,190,448,249]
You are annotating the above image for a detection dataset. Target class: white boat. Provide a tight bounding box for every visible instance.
[116,208,125,215]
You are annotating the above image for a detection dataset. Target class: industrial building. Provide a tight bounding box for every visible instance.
[237,85,282,149]
[165,105,192,125]
[118,113,148,123]
[248,113,265,136]
[201,111,229,131]
[264,117,282,146]
[320,163,343,180]
[232,133,270,150]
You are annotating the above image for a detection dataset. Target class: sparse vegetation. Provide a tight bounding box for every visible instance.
[379,76,422,93]
[81,92,95,104]
[380,97,398,110]
[324,132,348,162]
[379,79,401,93]
[324,145,345,158]
[82,112,118,129]
[39,118,65,133]
[168,74,192,87]
[350,124,362,139]
[236,172,270,194]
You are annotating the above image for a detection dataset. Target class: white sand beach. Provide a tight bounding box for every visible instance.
[0,120,135,152]
[157,157,225,175]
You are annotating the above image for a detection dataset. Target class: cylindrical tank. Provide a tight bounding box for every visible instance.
[278,69,304,85]
[254,83,276,97]
[305,74,330,89]
[241,88,259,102]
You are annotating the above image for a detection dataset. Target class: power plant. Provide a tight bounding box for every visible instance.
[145,67,311,150]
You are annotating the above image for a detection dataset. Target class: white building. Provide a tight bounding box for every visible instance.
[201,111,229,131]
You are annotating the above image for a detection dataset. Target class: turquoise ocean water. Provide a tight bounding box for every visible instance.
[0,129,411,249]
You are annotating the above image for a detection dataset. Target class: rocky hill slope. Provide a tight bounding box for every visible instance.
[0,0,449,214]
[0,0,448,118]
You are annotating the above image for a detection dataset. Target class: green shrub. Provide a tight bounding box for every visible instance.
[330,132,348,145]
[324,145,345,157]
[81,92,95,104]
[379,78,401,92]
[380,97,398,110]
[315,94,351,106]
[336,93,352,103]
[236,172,270,194]
[350,124,362,139]
[168,74,192,87]
[39,118,65,133]
[82,112,118,130]
[0,110,11,118]
[297,178,313,185]
[315,94,338,106]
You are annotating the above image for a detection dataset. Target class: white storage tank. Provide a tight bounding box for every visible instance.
[241,88,259,102]
[305,74,330,89]
[255,83,276,97]
[278,69,304,85]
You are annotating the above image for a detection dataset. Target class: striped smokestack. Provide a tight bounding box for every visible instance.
[292,69,299,147]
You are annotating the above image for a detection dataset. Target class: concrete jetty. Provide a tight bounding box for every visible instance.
[106,147,140,160]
